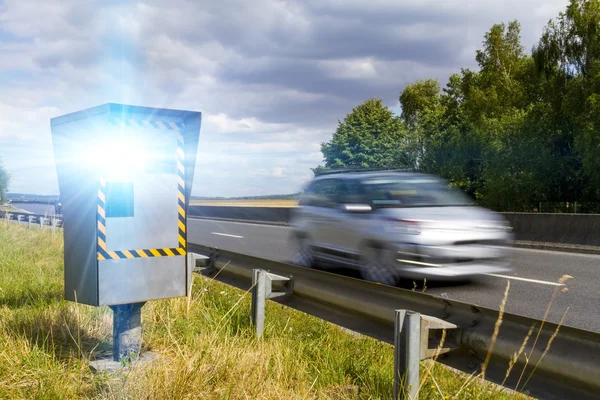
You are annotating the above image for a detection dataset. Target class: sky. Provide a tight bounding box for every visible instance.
[0,0,568,197]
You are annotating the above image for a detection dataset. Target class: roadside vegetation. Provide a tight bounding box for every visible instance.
[316,0,600,214]
[0,157,10,205]
[0,222,538,399]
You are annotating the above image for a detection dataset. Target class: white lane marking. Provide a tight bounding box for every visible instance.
[485,273,565,286]
[505,246,600,258]
[211,232,244,239]
[192,218,290,229]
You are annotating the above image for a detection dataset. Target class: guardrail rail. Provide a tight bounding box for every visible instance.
[189,243,600,400]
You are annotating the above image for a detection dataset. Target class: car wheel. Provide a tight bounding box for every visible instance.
[291,235,315,268]
[360,246,399,286]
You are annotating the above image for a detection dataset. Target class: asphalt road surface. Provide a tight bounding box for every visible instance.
[189,218,600,334]
[10,202,57,216]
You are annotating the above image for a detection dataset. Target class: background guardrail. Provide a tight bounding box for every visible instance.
[0,210,63,229]
[5,202,600,247]
[188,206,600,248]
[189,243,600,400]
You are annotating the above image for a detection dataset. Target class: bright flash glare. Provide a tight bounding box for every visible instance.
[82,138,147,181]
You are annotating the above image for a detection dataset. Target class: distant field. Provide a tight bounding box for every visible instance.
[191,199,299,207]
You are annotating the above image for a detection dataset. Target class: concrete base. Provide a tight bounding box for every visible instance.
[89,351,162,374]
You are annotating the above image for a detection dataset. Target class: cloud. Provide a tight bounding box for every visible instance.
[0,0,571,196]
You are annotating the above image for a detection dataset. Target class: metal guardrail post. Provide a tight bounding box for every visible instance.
[16,215,23,224]
[251,269,293,338]
[187,252,211,294]
[28,215,33,230]
[39,217,44,229]
[51,217,57,233]
[394,310,421,400]
[251,270,267,337]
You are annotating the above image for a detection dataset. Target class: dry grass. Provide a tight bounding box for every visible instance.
[0,221,549,399]
[190,199,299,208]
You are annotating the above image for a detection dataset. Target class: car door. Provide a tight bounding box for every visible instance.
[308,178,342,250]
[326,179,373,262]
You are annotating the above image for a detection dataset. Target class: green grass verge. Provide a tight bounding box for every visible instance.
[0,222,529,399]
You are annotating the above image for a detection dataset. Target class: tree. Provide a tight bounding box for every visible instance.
[0,158,9,204]
[316,98,412,172]
[399,21,553,206]
[533,0,600,194]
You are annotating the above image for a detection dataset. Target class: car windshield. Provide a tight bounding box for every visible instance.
[360,177,474,208]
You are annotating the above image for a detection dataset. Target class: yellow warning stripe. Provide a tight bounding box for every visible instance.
[150,249,161,257]
[98,221,106,235]
[163,248,175,256]
[98,252,106,261]
[177,175,185,188]
[98,190,105,203]
[178,219,186,233]
[178,205,185,218]
[136,249,148,258]
[98,205,105,218]
[176,248,186,256]
[178,235,186,246]
[98,237,107,250]
[122,250,135,259]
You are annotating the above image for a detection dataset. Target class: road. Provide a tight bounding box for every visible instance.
[189,218,600,333]
[10,202,57,216]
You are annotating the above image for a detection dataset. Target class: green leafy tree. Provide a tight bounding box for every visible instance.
[318,0,600,211]
[316,98,412,172]
[534,0,600,196]
[0,158,9,204]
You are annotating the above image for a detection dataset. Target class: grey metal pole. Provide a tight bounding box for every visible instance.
[394,310,421,399]
[51,217,57,233]
[28,216,33,230]
[251,269,266,337]
[39,217,44,229]
[394,310,407,399]
[110,302,145,362]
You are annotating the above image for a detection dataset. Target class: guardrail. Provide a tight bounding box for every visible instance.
[0,210,63,230]
[188,243,600,400]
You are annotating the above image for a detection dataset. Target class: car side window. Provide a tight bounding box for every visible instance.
[339,179,367,204]
[300,179,342,208]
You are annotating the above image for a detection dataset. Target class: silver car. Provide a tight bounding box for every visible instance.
[289,169,513,285]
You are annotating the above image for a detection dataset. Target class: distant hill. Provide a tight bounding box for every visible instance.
[8,193,59,202]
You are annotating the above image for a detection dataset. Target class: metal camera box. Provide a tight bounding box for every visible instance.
[51,103,201,306]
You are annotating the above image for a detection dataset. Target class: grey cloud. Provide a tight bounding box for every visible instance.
[0,0,570,197]
[218,59,389,102]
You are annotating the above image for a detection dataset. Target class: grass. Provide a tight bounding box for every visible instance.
[0,221,537,399]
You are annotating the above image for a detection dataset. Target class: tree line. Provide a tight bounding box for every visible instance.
[316,0,600,213]
[0,158,9,205]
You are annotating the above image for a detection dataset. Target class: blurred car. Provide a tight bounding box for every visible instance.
[289,168,513,285]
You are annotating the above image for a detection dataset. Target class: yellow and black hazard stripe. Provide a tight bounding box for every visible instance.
[176,131,187,250]
[97,246,186,261]
[96,131,187,261]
